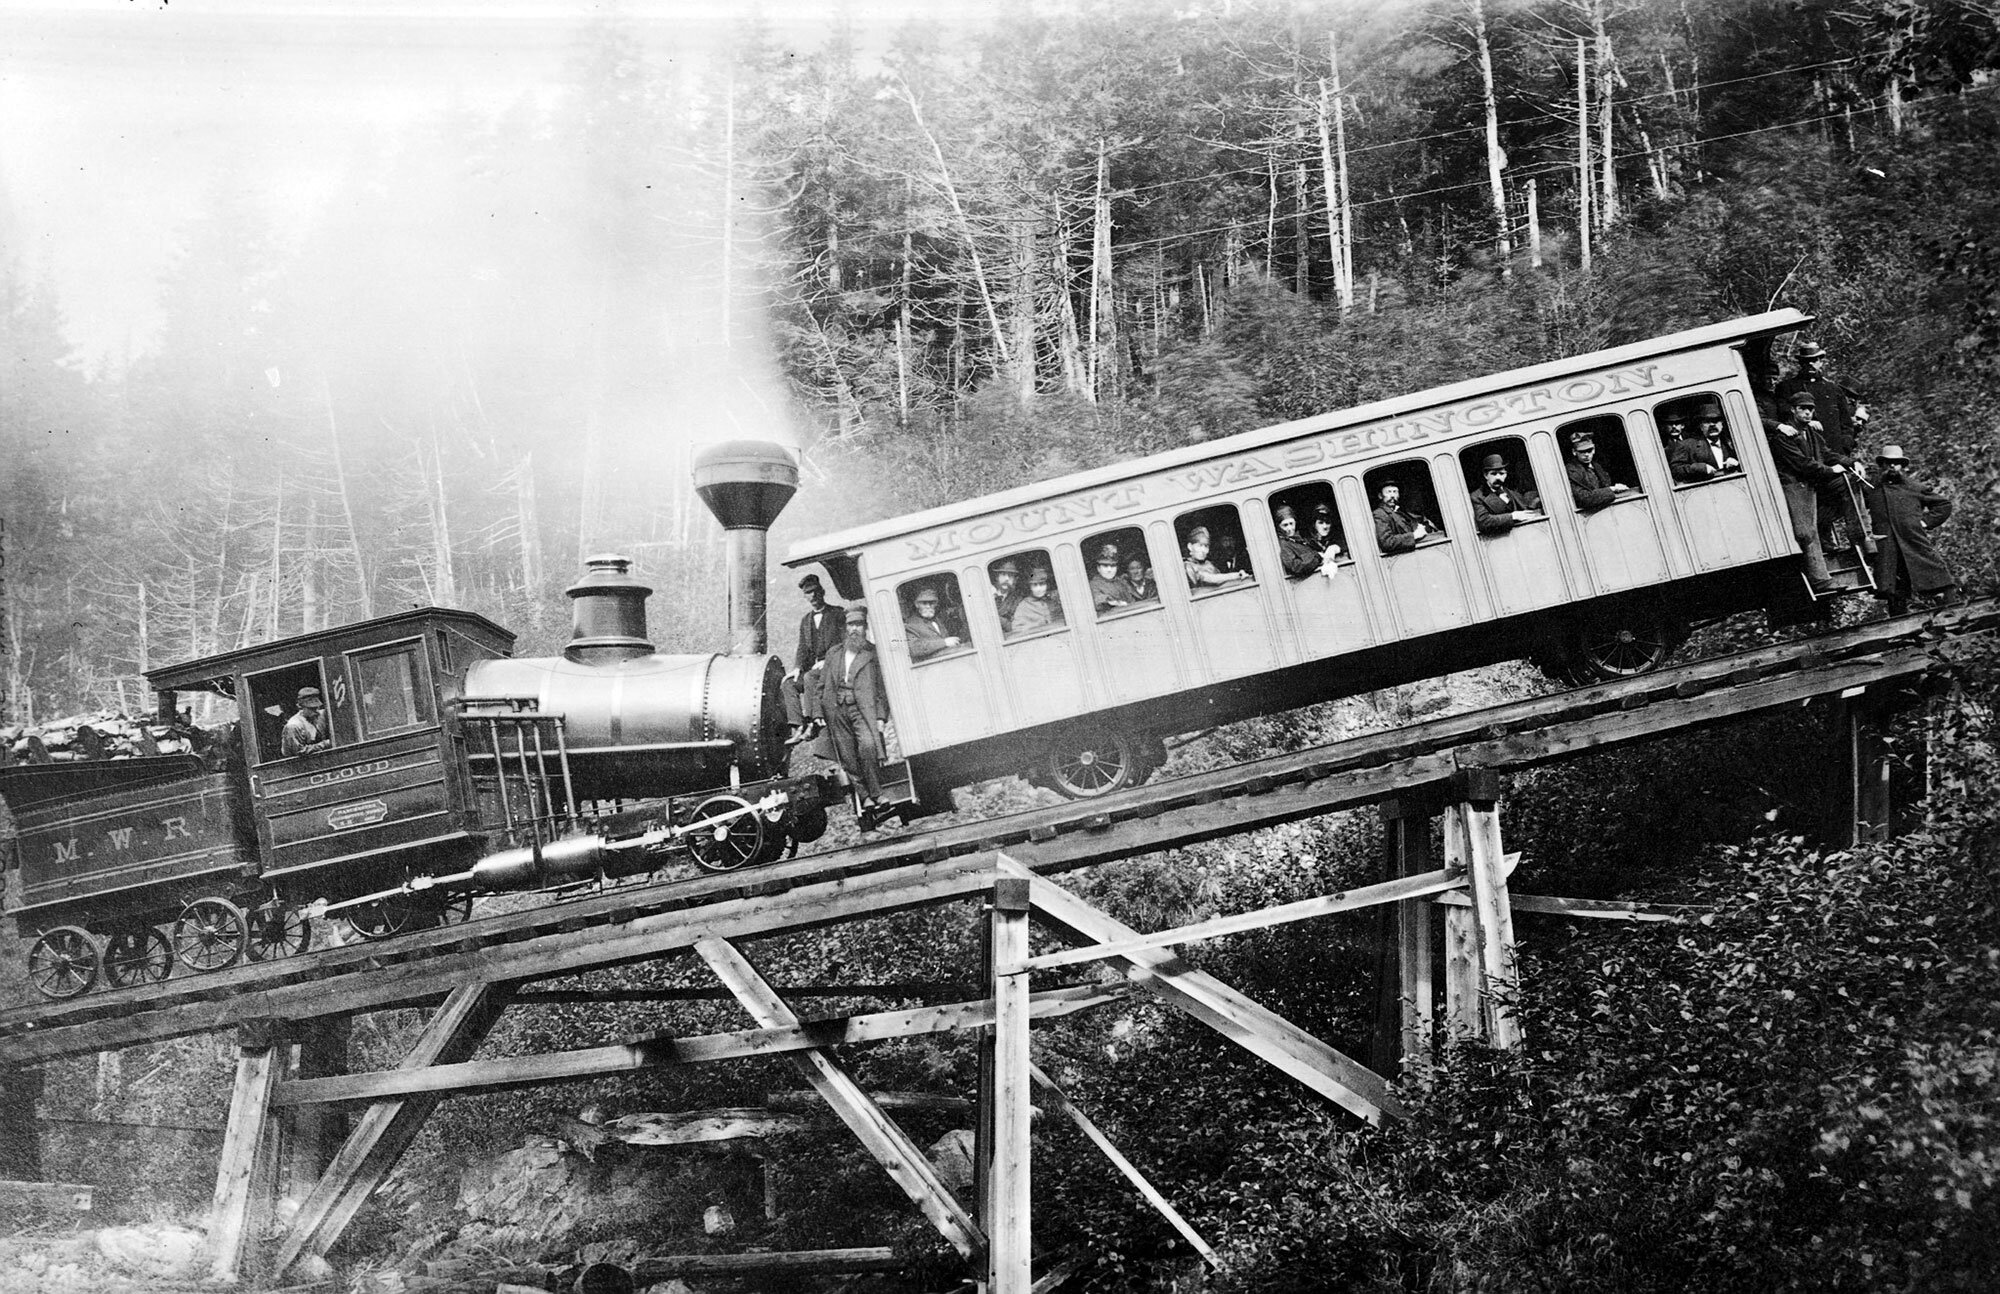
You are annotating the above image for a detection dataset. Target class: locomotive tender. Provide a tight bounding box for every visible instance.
[785,309,1867,806]
[4,443,837,1000]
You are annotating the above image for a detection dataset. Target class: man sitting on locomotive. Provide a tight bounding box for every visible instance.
[1668,399,1740,482]
[1470,454,1544,533]
[1566,429,1632,509]
[281,687,334,757]
[1184,525,1252,588]
[1089,544,1132,613]
[904,584,964,660]
[1273,505,1334,581]
[815,606,891,818]
[1010,567,1067,633]
[784,573,844,744]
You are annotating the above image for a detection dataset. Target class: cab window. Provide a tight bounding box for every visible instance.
[897,574,974,663]
[1081,526,1157,617]
[1364,463,1448,553]
[351,642,434,738]
[245,660,332,763]
[1268,482,1350,565]
[989,548,1066,639]
[1557,414,1643,505]
[1175,505,1256,593]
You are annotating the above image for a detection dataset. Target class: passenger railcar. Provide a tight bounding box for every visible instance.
[786,310,1869,808]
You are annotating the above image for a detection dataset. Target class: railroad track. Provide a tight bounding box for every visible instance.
[2,598,1990,1066]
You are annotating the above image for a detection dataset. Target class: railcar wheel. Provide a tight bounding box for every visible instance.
[247,904,311,961]
[1042,726,1146,799]
[686,795,766,873]
[1566,613,1682,684]
[103,925,174,988]
[346,893,427,941]
[436,893,474,926]
[173,898,248,973]
[28,927,100,1000]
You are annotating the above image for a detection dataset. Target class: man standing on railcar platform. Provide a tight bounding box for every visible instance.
[1470,454,1543,533]
[815,607,890,818]
[784,574,844,744]
[1778,341,1869,462]
[1767,390,1844,596]
[1863,444,1961,617]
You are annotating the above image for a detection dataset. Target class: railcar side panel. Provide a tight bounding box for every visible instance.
[996,629,1088,728]
[1090,601,1182,705]
[1379,541,1473,638]
[1474,520,1569,617]
[1575,498,1673,591]
[1274,558,1373,659]
[899,647,991,749]
[9,772,251,918]
[1185,583,1282,679]
[251,729,472,881]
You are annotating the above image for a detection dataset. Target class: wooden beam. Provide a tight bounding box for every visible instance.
[1029,1064,1215,1266]
[1457,800,1521,1050]
[0,1180,92,1211]
[207,1041,281,1284]
[695,937,986,1261]
[633,1248,902,1278]
[989,879,1034,1294]
[1389,806,1435,1075]
[1433,892,1706,921]
[1440,809,1481,1041]
[1014,869,1461,973]
[272,984,509,1280]
[1007,860,1403,1124]
[274,984,1125,1108]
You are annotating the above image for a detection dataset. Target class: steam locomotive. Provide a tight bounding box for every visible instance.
[3,442,847,1000]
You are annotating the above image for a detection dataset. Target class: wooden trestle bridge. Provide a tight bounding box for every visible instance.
[2,600,1992,1290]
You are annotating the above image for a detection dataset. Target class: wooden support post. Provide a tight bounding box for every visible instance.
[1379,798,1435,1076]
[1028,1064,1215,1266]
[280,1017,349,1213]
[0,1068,45,1180]
[695,937,985,1261]
[990,878,1034,1294]
[975,898,997,1224]
[208,1021,285,1284]
[1440,807,1481,1042]
[273,984,510,1280]
[1458,789,1522,1050]
[1840,690,1893,846]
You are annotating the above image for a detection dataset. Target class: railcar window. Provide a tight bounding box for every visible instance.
[353,643,434,737]
[1175,505,1256,593]
[1655,392,1742,485]
[1268,483,1350,568]
[897,575,975,662]
[1081,526,1157,616]
[1363,463,1448,554]
[1556,414,1642,509]
[989,548,1067,639]
[245,660,333,763]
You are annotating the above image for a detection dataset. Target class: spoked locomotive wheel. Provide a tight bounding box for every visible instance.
[28,927,100,1000]
[1567,612,1683,684]
[686,794,766,874]
[346,893,427,941]
[247,903,312,962]
[1041,725,1147,799]
[102,925,174,988]
[172,898,248,973]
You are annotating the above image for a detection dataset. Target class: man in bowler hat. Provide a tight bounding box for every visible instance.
[1470,453,1543,533]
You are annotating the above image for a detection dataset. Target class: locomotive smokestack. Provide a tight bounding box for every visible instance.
[692,440,799,656]
[566,555,654,664]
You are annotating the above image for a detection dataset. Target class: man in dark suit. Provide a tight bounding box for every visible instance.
[1863,444,1959,616]
[1372,482,1433,553]
[1470,453,1543,533]
[903,584,963,659]
[1566,429,1632,509]
[1668,399,1740,482]
[815,606,890,815]
[783,573,845,743]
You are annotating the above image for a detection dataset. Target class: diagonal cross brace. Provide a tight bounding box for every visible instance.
[695,937,987,1260]
[1000,858,1404,1124]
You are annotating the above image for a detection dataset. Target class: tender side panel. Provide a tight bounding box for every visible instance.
[252,729,474,880]
[9,773,251,916]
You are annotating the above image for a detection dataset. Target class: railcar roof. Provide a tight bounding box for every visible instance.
[144,607,514,693]
[785,309,1809,566]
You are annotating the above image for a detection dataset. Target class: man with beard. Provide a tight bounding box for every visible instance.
[1470,453,1543,534]
[1372,481,1433,553]
[1863,444,1960,616]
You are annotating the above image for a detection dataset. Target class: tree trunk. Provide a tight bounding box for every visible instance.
[1471,0,1512,276]
[1318,42,1355,311]
[1593,2,1619,229]
[1090,140,1117,402]
[901,83,1012,376]
[428,433,456,607]
[1576,37,1593,271]
[1011,215,1037,401]
[322,380,373,619]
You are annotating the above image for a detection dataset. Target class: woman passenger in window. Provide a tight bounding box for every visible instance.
[1010,567,1066,633]
[1184,526,1251,589]
[1309,504,1344,558]
[1089,544,1131,613]
[1123,555,1157,604]
[1273,506,1333,581]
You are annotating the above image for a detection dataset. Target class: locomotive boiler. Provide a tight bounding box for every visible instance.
[4,440,837,1000]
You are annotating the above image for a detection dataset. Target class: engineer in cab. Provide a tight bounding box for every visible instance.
[281,687,334,757]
